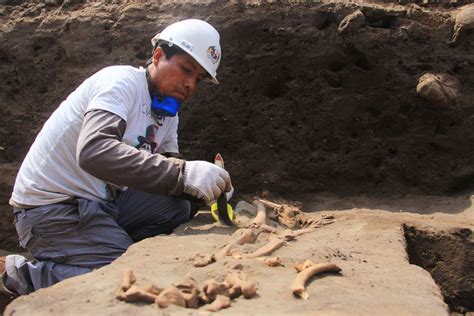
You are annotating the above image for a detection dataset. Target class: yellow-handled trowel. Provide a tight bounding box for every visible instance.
[210,153,234,226]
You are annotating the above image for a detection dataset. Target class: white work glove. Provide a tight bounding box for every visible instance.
[183,160,233,205]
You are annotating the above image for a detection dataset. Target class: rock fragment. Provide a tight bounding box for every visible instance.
[449,4,474,46]
[416,73,461,103]
[338,9,365,34]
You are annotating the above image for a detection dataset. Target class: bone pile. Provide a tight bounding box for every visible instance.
[214,199,337,261]
[116,269,257,312]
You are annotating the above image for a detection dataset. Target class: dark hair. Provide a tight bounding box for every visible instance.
[159,42,185,60]
[145,41,185,66]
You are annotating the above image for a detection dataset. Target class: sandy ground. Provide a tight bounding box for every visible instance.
[3,193,473,315]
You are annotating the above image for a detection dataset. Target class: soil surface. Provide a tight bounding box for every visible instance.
[4,195,474,315]
[0,0,473,315]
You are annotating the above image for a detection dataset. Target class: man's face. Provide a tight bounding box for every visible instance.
[151,48,207,103]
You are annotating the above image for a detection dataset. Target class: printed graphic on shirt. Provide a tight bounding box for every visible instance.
[136,124,158,153]
[140,102,166,126]
[155,115,165,126]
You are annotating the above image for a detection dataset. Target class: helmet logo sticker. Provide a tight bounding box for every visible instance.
[180,40,193,51]
[207,46,220,64]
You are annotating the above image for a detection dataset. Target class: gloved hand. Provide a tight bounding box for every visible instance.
[183,160,233,205]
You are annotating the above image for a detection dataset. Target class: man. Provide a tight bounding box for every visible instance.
[0,19,232,297]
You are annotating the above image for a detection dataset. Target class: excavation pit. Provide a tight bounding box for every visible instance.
[403,225,474,314]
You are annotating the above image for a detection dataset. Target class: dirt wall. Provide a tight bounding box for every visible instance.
[0,1,473,210]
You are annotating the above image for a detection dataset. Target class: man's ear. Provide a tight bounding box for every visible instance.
[152,47,165,65]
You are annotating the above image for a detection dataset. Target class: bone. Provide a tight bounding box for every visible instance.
[227,283,242,299]
[117,285,158,303]
[258,224,278,233]
[306,214,336,228]
[245,238,286,258]
[252,200,267,226]
[188,252,216,267]
[206,294,231,312]
[120,269,136,291]
[217,228,257,258]
[257,198,304,228]
[291,262,341,300]
[182,291,199,309]
[155,286,186,308]
[175,277,200,309]
[279,227,316,240]
[257,198,288,210]
[115,269,137,300]
[225,273,257,299]
[264,257,282,267]
[294,259,317,273]
[143,283,163,296]
[199,279,230,303]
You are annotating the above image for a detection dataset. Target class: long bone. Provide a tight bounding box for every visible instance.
[118,285,159,303]
[120,269,136,291]
[252,200,267,226]
[217,228,257,257]
[206,294,231,312]
[225,273,257,299]
[115,269,137,300]
[245,237,286,258]
[291,262,341,300]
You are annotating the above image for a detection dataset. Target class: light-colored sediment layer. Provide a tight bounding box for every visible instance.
[7,193,472,316]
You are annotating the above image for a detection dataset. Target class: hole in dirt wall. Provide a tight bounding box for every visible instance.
[403,225,474,314]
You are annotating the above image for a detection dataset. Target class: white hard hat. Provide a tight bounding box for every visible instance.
[152,19,221,84]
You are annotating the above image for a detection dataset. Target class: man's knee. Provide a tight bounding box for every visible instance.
[172,199,191,223]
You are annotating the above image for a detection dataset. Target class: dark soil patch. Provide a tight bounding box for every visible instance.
[404,225,474,313]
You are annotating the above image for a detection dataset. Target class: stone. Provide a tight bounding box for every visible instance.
[416,73,462,104]
[449,4,474,46]
[338,9,365,34]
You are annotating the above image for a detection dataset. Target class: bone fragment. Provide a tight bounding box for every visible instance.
[279,227,317,241]
[257,198,304,228]
[143,283,163,296]
[199,279,230,303]
[225,273,257,299]
[188,252,216,267]
[217,228,257,257]
[120,269,136,291]
[206,294,231,312]
[252,200,267,226]
[258,224,278,233]
[265,257,282,267]
[115,269,137,299]
[245,238,286,258]
[294,259,317,273]
[117,285,158,303]
[175,277,200,309]
[155,286,186,308]
[227,283,241,299]
[257,198,288,210]
[291,262,341,300]
[182,291,199,309]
